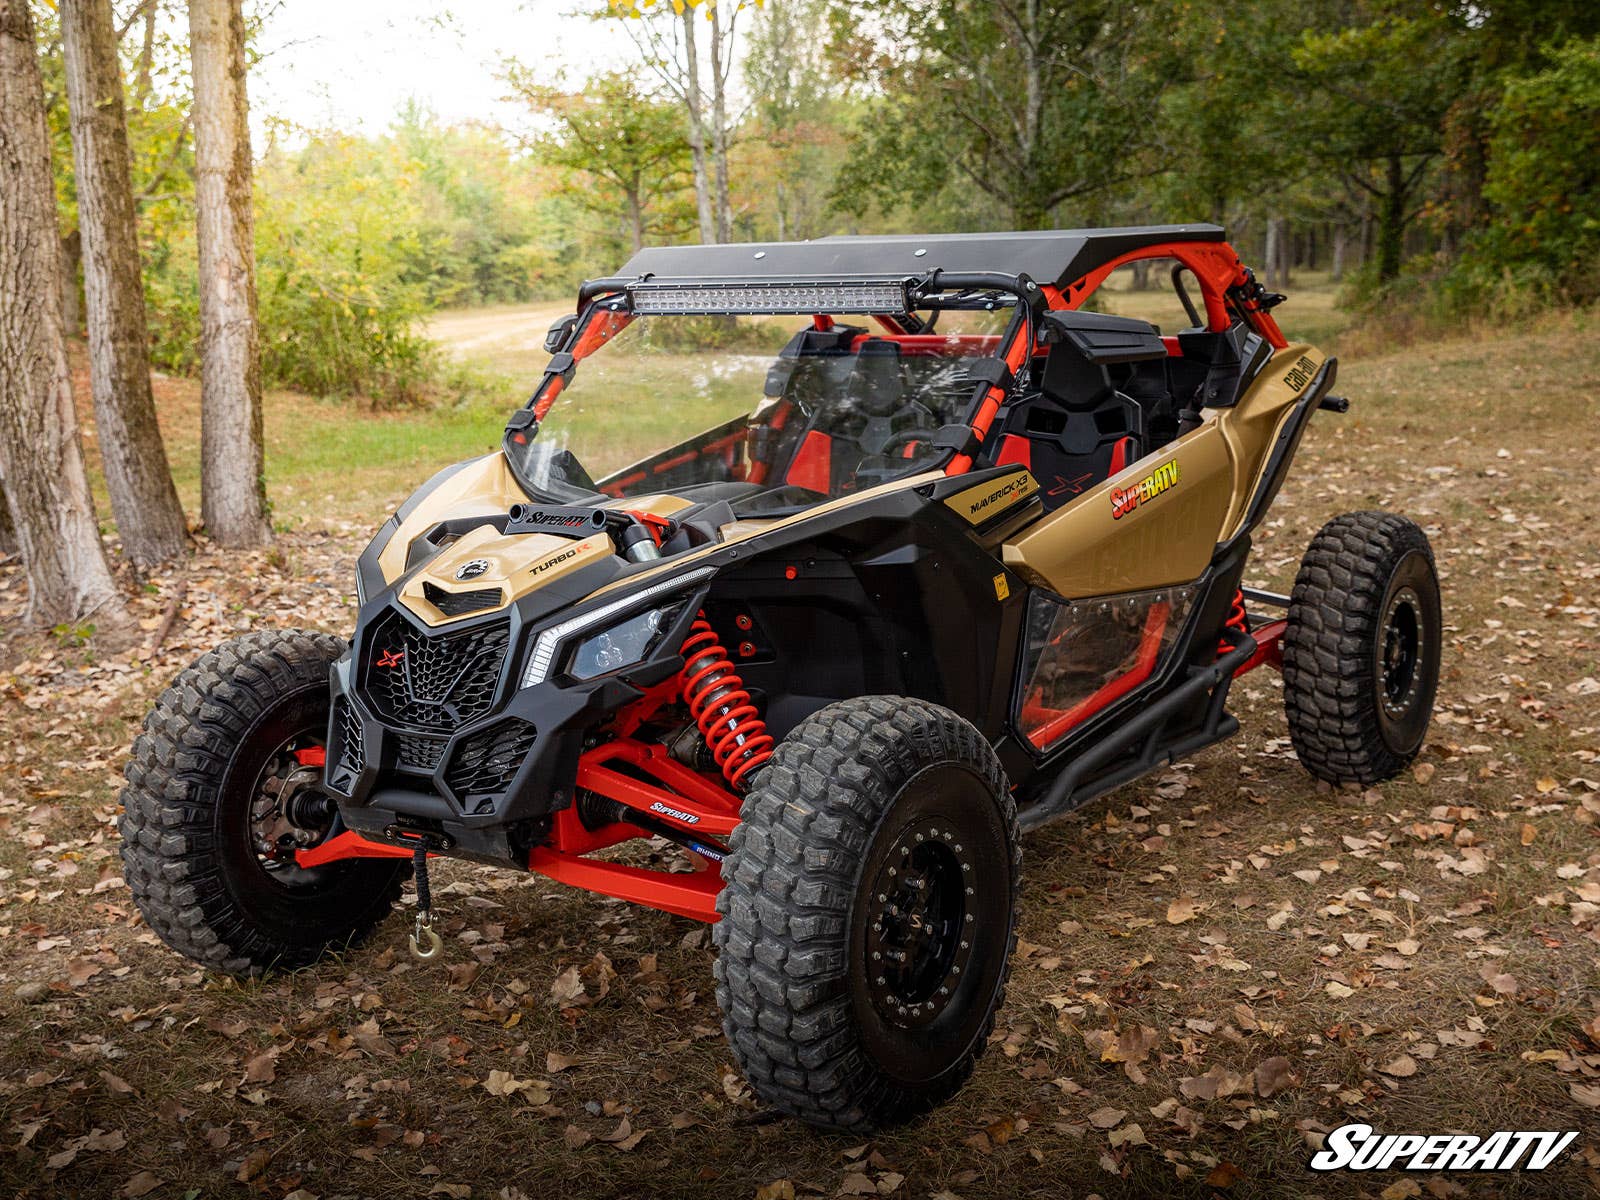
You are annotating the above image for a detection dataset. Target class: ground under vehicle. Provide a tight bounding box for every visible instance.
[121,225,1442,1131]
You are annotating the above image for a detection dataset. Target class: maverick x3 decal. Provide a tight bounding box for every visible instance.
[1111,460,1179,520]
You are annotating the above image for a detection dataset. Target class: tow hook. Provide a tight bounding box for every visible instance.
[407,847,443,962]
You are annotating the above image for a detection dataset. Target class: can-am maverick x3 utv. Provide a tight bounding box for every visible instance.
[122,225,1441,1132]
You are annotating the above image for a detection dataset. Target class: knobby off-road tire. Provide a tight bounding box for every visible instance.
[713,697,1020,1131]
[120,630,406,975]
[1282,511,1442,785]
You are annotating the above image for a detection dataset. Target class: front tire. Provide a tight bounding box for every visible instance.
[713,697,1020,1131]
[120,630,406,976]
[1282,511,1442,785]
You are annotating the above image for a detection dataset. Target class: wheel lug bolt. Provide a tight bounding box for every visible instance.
[876,976,886,985]
[872,951,881,960]
[965,887,974,896]
[965,913,974,922]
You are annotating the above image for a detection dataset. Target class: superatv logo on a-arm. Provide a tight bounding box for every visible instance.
[1110,460,1179,520]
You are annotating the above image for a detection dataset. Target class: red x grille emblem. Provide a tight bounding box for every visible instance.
[376,649,404,669]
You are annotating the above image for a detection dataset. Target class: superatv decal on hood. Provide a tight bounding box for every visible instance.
[1110,460,1179,520]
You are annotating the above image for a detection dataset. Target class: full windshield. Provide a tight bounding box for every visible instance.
[503,303,1015,517]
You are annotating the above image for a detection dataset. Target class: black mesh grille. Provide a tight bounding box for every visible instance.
[394,733,447,773]
[423,581,504,617]
[445,719,537,798]
[366,612,510,731]
[326,695,363,795]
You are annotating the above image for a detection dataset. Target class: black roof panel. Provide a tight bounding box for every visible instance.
[614,225,1227,289]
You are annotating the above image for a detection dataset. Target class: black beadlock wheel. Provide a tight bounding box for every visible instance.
[1282,511,1442,785]
[713,697,1020,1132]
[120,630,406,976]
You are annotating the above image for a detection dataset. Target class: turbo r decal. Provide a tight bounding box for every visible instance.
[1110,460,1179,520]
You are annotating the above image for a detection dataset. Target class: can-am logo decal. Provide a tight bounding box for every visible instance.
[1281,353,1320,392]
[648,801,699,825]
[1111,460,1179,520]
[454,558,491,581]
[376,648,404,669]
[1310,1123,1578,1172]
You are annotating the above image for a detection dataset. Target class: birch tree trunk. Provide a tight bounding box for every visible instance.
[0,0,125,625]
[708,1,732,243]
[188,0,269,546]
[62,0,187,567]
[679,5,715,245]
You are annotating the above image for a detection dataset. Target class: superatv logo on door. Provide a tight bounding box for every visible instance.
[1111,460,1179,520]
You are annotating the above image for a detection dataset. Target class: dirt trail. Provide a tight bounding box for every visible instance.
[425,301,573,358]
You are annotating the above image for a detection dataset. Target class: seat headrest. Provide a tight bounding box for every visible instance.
[847,339,903,416]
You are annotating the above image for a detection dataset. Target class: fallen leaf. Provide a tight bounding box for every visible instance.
[546,1051,578,1073]
[549,966,585,1005]
[121,1171,162,1198]
[1571,1082,1600,1107]
[1207,1161,1243,1188]
[1380,1181,1422,1200]
[1254,1056,1296,1098]
[236,1147,271,1183]
[754,1183,796,1200]
[1088,1106,1126,1129]
[1167,895,1201,924]
[1379,1055,1418,1078]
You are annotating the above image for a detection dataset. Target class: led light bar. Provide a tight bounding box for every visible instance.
[628,279,912,315]
[520,567,718,690]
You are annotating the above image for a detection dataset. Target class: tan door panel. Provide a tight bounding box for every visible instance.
[1002,428,1233,598]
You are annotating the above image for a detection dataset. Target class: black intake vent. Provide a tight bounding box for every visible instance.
[446,719,537,799]
[326,695,363,795]
[394,733,447,773]
[366,611,510,732]
[422,580,504,617]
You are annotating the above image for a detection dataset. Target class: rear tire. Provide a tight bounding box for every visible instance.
[120,630,406,976]
[713,697,1019,1132]
[1282,511,1441,785]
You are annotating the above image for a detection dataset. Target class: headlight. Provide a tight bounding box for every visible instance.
[569,608,666,680]
[520,567,716,689]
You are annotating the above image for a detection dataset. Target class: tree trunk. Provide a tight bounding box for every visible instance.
[1263,217,1281,289]
[680,6,714,245]
[1331,224,1348,282]
[133,0,156,102]
[1376,155,1405,283]
[189,0,269,547]
[62,0,187,568]
[707,1,732,243]
[626,184,644,254]
[1129,259,1150,291]
[59,226,81,333]
[0,0,125,626]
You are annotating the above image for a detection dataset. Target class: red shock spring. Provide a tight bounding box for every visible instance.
[1221,588,1250,653]
[679,612,774,791]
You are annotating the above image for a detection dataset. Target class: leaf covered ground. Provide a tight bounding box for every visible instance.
[0,313,1597,1199]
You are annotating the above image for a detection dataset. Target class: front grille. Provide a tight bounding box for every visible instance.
[394,732,447,773]
[445,718,537,799]
[366,611,510,731]
[326,695,363,795]
[423,580,504,618]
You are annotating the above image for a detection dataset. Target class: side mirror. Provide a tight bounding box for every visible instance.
[544,314,578,354]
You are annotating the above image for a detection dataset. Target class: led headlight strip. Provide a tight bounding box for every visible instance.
[520,567,718,690]
[628,279,911,315]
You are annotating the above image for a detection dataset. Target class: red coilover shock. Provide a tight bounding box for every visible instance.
[679,613,774,790]
[1220,589,1250,653]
